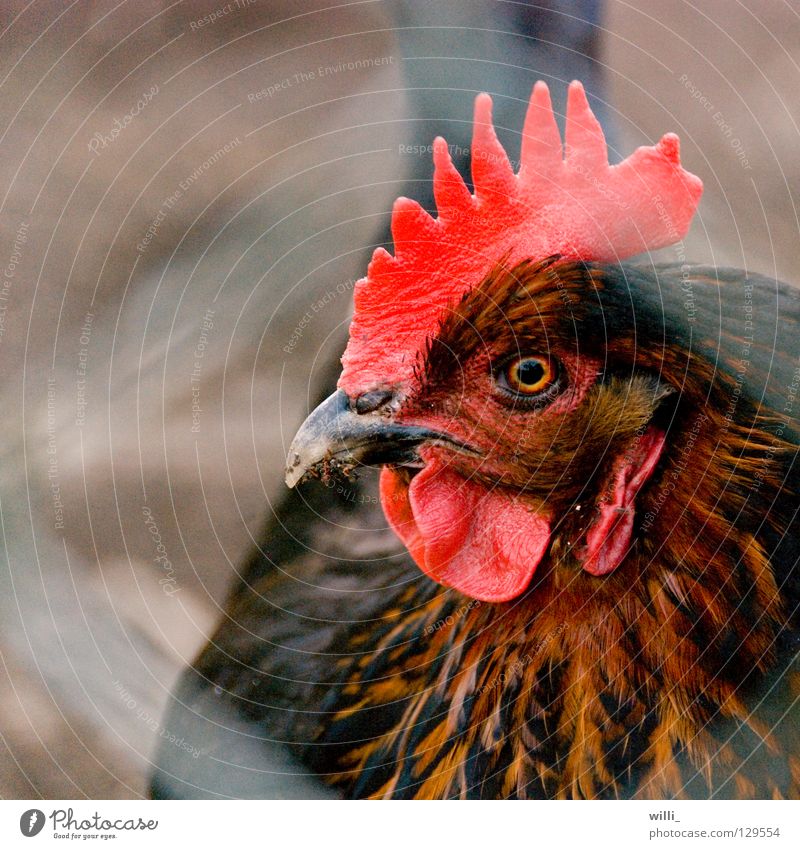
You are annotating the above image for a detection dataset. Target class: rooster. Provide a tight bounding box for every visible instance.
[159,82,800,799]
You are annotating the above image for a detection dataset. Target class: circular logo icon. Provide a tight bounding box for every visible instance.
[19,809,46,837]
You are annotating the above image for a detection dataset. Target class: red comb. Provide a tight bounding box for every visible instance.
[339,81,703,396]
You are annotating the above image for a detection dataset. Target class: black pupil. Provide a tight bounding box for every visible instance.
[517,359,545,386]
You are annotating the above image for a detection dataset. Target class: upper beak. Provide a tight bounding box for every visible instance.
[285,389,468,488]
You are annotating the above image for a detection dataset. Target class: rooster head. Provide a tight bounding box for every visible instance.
[286,81,703,603]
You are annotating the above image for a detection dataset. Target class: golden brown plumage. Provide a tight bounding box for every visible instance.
[184,259,800,799]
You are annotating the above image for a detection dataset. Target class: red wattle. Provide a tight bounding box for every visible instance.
[380,460,551,603]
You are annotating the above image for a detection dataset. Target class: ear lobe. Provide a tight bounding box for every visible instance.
[579,427,666,576]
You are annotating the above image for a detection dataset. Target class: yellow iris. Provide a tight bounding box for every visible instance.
[504,356,554,395]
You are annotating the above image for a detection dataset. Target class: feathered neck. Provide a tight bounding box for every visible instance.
[312,388,798,799]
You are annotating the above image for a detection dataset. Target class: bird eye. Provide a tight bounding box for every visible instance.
[494,355,560,404]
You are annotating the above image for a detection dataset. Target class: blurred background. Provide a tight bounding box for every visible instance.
[0,0,798,797]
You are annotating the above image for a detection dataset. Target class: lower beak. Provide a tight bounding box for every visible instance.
[285,389,461,488]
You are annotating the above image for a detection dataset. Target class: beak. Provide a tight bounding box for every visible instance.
[285,389,467,488]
